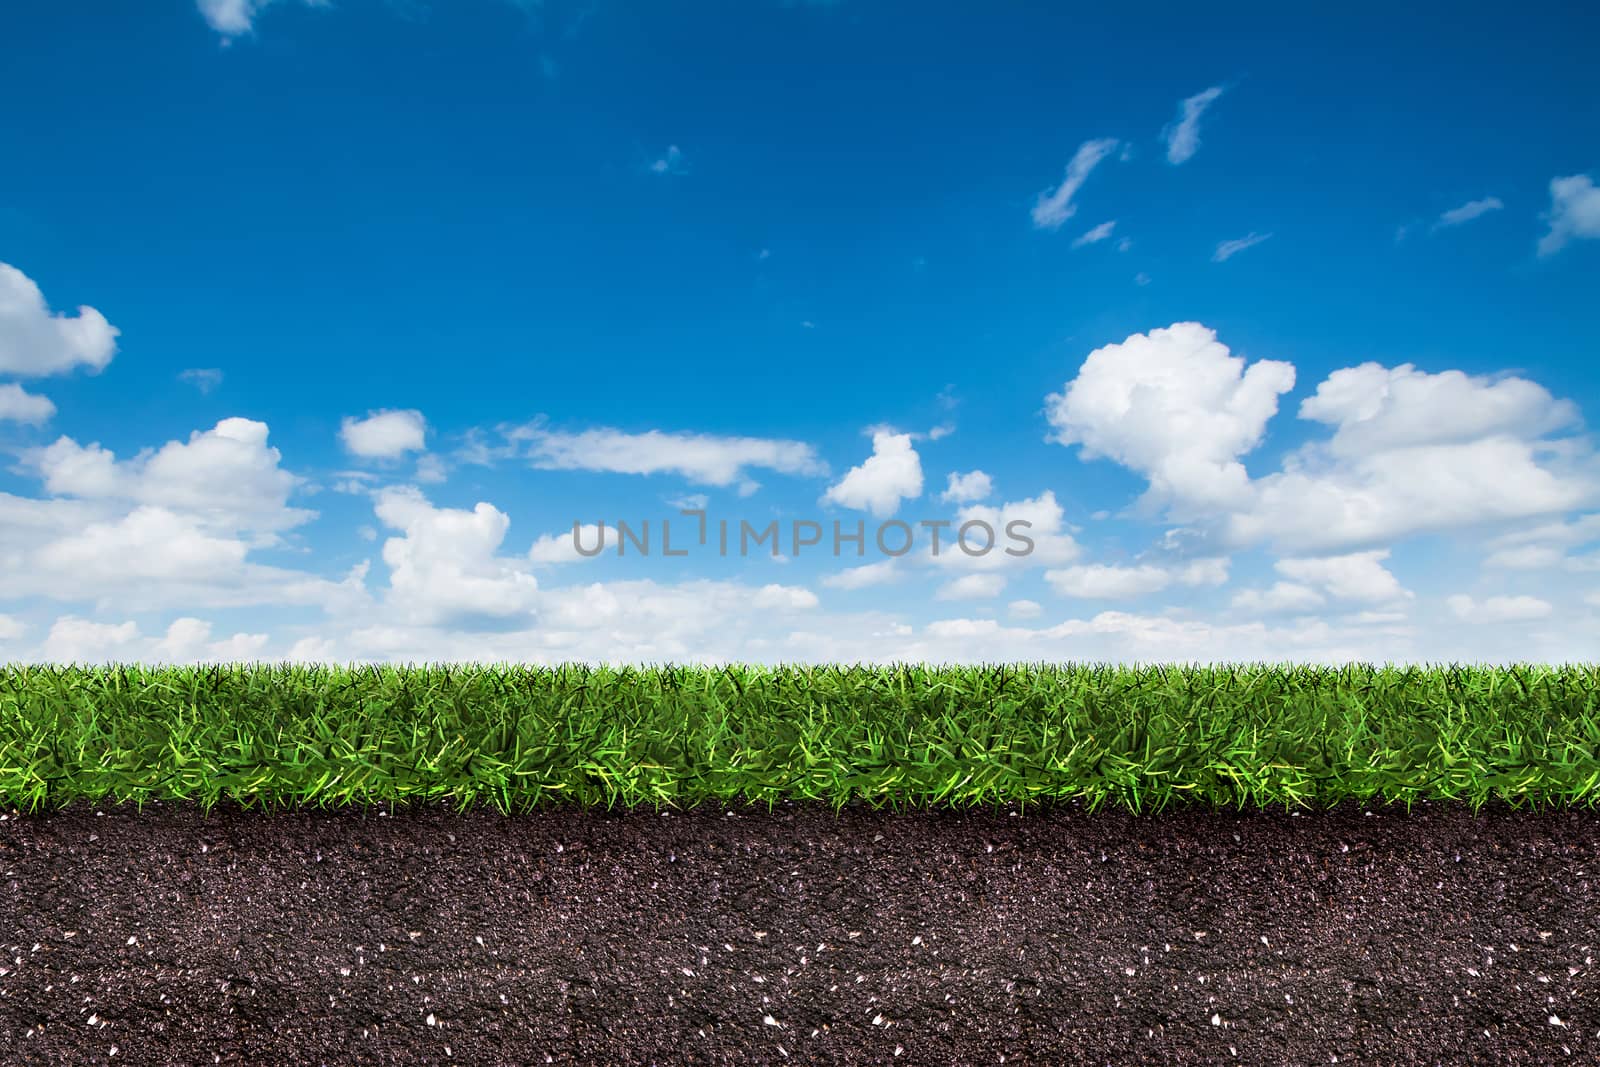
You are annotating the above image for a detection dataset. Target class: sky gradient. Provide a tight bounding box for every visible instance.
[1,0,1598,664]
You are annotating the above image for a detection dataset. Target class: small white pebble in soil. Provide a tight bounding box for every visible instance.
[1211,1014,1222,1026]
[426,1014,437,1027]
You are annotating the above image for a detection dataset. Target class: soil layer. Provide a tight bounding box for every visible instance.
[1,802,1596,1064]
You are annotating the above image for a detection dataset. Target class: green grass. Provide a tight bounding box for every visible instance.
[2,662,1598,813]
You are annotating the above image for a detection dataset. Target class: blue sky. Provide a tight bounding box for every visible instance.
[1,0,1598,663]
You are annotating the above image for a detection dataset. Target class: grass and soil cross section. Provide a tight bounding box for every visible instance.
[1,663,1597,1063]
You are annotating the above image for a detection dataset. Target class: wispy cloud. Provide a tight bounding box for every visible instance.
[1031,138,1119,230]
[179,368,223,394]
[1162,85,1225,165]
[649,145,688,176]
[510,424,826,488]
[1071,221,1117,248]
[1432,196,1503,232]
[1212,232,1273,262]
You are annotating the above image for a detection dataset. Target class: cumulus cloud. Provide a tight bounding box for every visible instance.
[1213,232,1273,262]
[373,486,540,627]
[35,507,249,583]
[340,409,429,459]
[25,417,311,537]
[1432,197,1503,231]
[1031,138,1119,231]
[1538,174,1600,257]
[822,430,923,517]
[1296,362,1579,458]
[528,524,604,564]
[1227,363,1594,553]
[1162,86,1224,165]
[0,383,55,425]
[1273,549,1413,604]
[934,490,1082,573]
[1047,322,1597,556]
[1446,593,1553,624]
[0,262,119,377]
[1046,322,1296,515]
[940,469,992,504]
[510,424,825,488]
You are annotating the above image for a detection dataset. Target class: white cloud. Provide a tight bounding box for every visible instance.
[1007,599,1042,619]
[511,424,825,488]
[1483,544,1565,570]
[821,559,900,590]
[41,617,141,662]
[940,469,992,504]
[1482,513,1600,570]
[1227,363,1594,553]
[25,417,311,537]
[340,409,429,459]
[1297,362,1578,458]
[373,486,540,627]
[179,368,224,394]
[38,615,268,663]
[1213,232,1273,262]
[1273,549,1413,604]
[822,430,923,517]
[0,262,118,377]
[1046,563,1173,599]
[1432,197,1503,231]
[35,506,249,583]
[753,584,819,611]
[1538,174,1600,257]
[1446,593,1553,624]
[528,523,603,564]
[0,383,56,425]
[1176,557,1232,587]
[1031,138,1119,231]
[1048,323,1598,557]
[1046,322,1296,515]
[1231,581,1327,615]
[935,490,1081,572]
[0,614,25,642]
[1044,556,1226,600]
[1071,221,1117,248]
[1162,86,1224,165]
[154,617,270,663]
[650,145,688,176]
[936,573,1007,601]
[195,0,323,37]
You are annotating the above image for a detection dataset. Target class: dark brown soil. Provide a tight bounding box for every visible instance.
[1,801,1596,1065]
